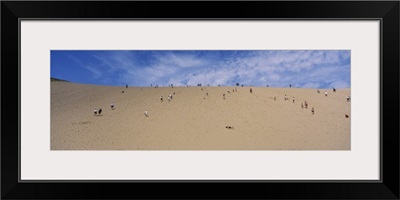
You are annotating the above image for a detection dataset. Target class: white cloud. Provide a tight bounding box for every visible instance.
[69,55,103,79]
[83,65,102,79]
[76,50,350,88]
[302,82,321,88]
[329,80,350,88]
[268,73,281,81]
[157,53,207,68]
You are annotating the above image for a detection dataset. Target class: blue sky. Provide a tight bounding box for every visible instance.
[51,50,350,88]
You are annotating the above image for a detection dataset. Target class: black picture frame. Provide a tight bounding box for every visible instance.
[2,1,399,199]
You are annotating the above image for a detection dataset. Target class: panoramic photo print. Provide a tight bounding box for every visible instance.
[51,50,351,150]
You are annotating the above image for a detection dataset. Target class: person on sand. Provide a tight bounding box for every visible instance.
[292,97,295,103]
[347,96,351,102]
[206,93,208,96]
[317,89,320,94]
[98,108,102,116]
[250,88,252,93]
[160,96,163,102]
[325,91,328,97]
[223,93,225,100]
[311,107,314,115]
[110,102,115,110]
[144,110,149,117]
[94,109,97,116]
[301,103,304,109]
[304,101,308,109]
[274,96,276,101]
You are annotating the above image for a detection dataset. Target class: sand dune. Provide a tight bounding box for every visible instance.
[51,82,350,150]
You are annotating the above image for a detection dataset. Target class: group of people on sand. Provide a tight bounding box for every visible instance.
[318,88,351,102]
[221,88,239,100]
[317,89,329,97]
[97,86,350,119]
[284,94,289,101]
[93,100,151,118]
[317,88,351,117]
[281,94,315,115]
[319,88,340,97]
[93,108,102,116]
[160,92,176,102]
[93,102,115,116]
[300,101,314,114]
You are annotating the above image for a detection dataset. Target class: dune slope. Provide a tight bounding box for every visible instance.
[51,82,350,150]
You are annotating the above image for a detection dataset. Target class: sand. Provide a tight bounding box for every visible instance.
[51,82,351,150]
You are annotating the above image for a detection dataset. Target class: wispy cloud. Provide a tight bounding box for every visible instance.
[69,55,103,79]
